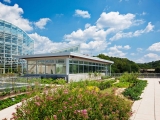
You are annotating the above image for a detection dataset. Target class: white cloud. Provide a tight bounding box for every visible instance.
[3,0,11,3]
[110,22,154,41]
[144,53,159,59]
[0,2,33,31]
[148,42,160,52]
[34,18,50,29]
[29,33,65,54]
[136,53,160,63]
[104,45,130,57]
[137,48,143,52]
[74,9,91,18]
[124,45,131,50]
[96,12,141,30]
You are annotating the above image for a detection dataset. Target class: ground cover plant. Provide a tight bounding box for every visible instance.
[0,94,27,110]
[13,86,132,120]
[123,80,147,100]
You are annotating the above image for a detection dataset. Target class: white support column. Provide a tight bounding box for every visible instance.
[66,58,69,82]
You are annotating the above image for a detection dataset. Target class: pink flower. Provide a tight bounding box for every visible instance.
[34,102,41,106]
[58,110,62,112]
[53,115,57,120]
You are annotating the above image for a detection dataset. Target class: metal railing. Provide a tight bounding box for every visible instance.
[111,73,160,78]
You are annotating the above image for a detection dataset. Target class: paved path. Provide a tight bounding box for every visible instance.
[0,102,21,119]
[130,78,160,120]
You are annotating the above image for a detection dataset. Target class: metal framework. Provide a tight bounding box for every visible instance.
[0,19,34,74]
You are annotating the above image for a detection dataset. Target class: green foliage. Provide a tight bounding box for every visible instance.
[101,75,111,80]
[119,72,139,83]
[97,54,140,73]
[0,94,27,110]
[41,78,66,85]
[13,87,132,120]
[123,80,147,100]
[98,80,116,90]
[113,82,132,88]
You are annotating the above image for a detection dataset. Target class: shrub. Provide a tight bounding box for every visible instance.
[13,87,132,120]
[123,80,147,100]
[120,72,139,83]
[98,80,116,90]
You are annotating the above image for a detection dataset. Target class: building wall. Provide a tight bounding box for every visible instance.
[0,19,34,73]
[68,73,105,82]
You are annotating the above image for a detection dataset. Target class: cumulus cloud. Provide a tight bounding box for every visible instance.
[124,45,131,50]
[104,45,130,57]
[29,33,65,54]
[0,2,33,31]
[34,18,51,29]
[148,42,160,52]
[96,12,141,30]
[110,22,154,41]
[3,0,11,3]
[74,9,91,18]
[136,53,160,63]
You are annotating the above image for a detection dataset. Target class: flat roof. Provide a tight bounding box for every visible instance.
[14,52,114,64]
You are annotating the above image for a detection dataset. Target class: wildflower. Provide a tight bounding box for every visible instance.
[34,102,41,106]
[53,115,57,120]
[58,110,62,112]
[63,106,67,109]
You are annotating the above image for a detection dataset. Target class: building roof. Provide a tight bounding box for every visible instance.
[14,52,114,64]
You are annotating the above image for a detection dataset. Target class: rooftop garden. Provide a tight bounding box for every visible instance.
[0,73,147,120]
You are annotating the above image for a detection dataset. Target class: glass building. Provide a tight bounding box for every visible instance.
[15,52,114,82]
[0,19,34,74]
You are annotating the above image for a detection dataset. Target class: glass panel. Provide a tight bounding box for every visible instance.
[56,59,65,64]
[37,64,45,74]
[56,64,66,74]
[28,64,36,74]
[84,61,88,65]
[72,64,78,73]
[84,65,89,73]
[69,64,73,74]
[79,61,83,64]
[79,65,83,73]
[89,66,93,72]
[28,60,36,64]
[46,64,55,74]
[73,60,78,64]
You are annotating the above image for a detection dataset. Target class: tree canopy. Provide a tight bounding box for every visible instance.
[97,54,140,73]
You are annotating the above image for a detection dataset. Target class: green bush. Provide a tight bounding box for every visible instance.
[123,80,147,100]
[120,72,139,83]
[98,80,115,90]
[13,87,132,120]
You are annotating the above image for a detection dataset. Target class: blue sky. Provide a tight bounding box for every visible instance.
[0,0,160,63]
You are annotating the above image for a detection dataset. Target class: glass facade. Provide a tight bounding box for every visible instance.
[0,19,34,73]
[27,58,108,75]
[69,59,108,74]
[27,59,66,75]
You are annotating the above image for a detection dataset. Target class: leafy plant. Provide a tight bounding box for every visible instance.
[123,80,147,100]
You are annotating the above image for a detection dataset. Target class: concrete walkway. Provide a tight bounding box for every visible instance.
[0,102,21,119]
[130,78,160,120]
